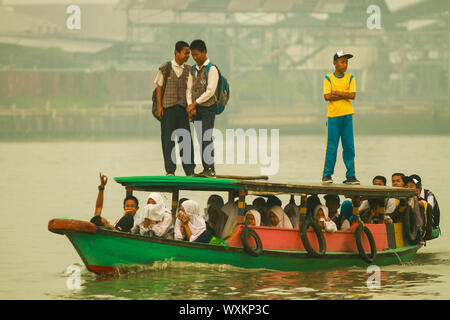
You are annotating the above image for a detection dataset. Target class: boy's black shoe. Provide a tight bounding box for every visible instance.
[198,168,216,178]
[322,175,333,183]
[343,176,360,185]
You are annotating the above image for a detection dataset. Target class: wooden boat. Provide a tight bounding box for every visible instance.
[48,176,440,275]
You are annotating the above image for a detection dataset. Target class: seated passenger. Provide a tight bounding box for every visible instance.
[267,195,282,208]
[313,205,337,233]
[360,198,384,224]
[268,206,293,228]
[339,197,356,231]
[284,196,300,229]
[138,192,173,239]
[204,194,225,220]
[324,194,340,226]
[90,173,139,233]
[306,195,321,220]
[206,203,227,238]
[174,199,212,243]
[253,197,270,226]
[244,209,261,226]
[359,175,394,223]
[220,202,239,240]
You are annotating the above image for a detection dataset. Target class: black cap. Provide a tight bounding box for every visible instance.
[334,50,354,61]
[410,174,422,186]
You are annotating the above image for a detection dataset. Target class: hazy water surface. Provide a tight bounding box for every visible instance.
[1,135,449,299]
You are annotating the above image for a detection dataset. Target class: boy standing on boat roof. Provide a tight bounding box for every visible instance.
[322,51,359,185]
[90,173,139,233]
[186,39,220,178]
[155,41,195,177]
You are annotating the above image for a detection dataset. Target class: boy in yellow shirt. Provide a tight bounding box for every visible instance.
[322,51,359,185]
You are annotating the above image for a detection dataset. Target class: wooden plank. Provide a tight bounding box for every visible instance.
[237,180,416,198]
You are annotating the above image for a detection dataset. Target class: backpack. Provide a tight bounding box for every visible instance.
[151,61,172,121]
[424,189,440,227]
[204,63,230,115]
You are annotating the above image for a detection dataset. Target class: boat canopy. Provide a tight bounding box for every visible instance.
[114,176,416,198]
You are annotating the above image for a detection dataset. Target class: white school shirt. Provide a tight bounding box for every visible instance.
[186,58,219,106]
[420,188,435,208]
[154,59,186,87]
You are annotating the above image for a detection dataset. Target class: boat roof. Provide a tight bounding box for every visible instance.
[114,176,416,198]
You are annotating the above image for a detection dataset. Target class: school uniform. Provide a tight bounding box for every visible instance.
[186,59,219,172]
[154,60,195,175]
[322,72,356,179]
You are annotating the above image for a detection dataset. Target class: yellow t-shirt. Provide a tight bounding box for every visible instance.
[323,72,356,118]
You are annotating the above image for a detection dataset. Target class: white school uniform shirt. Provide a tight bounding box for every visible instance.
[154,59,186,87]
[186,58,219,105]
[420,188,434,207]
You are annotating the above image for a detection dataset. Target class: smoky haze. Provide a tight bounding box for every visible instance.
[0,0,448,139]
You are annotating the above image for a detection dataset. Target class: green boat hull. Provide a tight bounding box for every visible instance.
[66,228,421,274]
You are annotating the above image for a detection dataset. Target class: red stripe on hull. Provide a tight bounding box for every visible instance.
[229,223,390,252]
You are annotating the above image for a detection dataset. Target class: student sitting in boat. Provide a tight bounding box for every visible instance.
[313,205,337,233]
[175,199,212,243]
[306,195,322,220]
[268,206,293,229]
[206,203,227,238]
[137,193,174,239]
[220,202,239,239]
[284,196,300,229]
[204,194,224,220]
[324,194,341,227]
[90,173,139,233]
[359,176,394,223]
[360,198,385,224]
[253,197,270,226]
[338,195,357,231]
[244,209,261,226]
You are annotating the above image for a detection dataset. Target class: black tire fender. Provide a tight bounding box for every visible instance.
[240,227,263,257]
[355,223,377,263]
[300,220,327,257]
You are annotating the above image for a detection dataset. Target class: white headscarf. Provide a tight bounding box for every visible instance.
[144,192,170,222]
[269,206,293,229]
[220,202,238,239]
[245,209,261,226]
[313,205,329,220]
[313,204,337,233]
[179,199,207,242]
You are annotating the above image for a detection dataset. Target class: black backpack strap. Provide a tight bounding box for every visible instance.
[161,61,172,97]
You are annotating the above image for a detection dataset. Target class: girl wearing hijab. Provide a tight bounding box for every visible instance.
[137,192,174,238]
[313,205,337,233]
[175,199,212,243]
[339,199,355,231]
[253,197,270,226]
[206,204,227,238]
[220,202,239,240]
[244,209,261,226]
[268,206,293,229]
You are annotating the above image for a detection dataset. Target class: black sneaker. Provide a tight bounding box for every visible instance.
[343,176,360,185]
[322,175,333,183]
[198,168,216,178]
